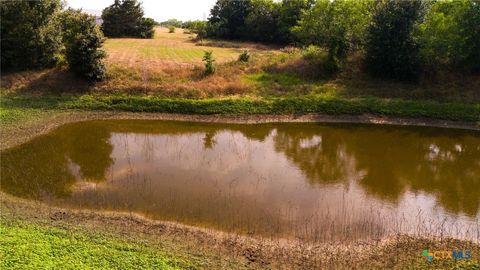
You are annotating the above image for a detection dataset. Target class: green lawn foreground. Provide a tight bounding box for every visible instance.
[0,220,195,270]
[1,94,479,126]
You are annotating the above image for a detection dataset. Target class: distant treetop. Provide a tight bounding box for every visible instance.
[101,0,155,38]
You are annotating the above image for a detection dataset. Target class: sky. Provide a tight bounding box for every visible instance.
[67,0,217,22]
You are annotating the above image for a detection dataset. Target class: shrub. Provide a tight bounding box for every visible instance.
[182,20,208,40]
[203,51,216,75]
[294,0,372,60]
[168,25,176,33]
[139,18,155,38]
[60,9,106,81]
[238,50,250,62]
[301,45,324,61]
[365,0,426,81]
[324,53,339,76]
[300,45,338,76]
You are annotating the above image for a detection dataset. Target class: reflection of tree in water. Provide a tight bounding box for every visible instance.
[273,124,480,216]
[0,120,273,199]
[62,122,114,182]
[273,125,356,184]
[1,134,76,198]
[2,120,479,217]
[410,136,480,216]
[202,124,272,149]
[0,122,114,198]
[234,124,272,142]
[203,131,217,149]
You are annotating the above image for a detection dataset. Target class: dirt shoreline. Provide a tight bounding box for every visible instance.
[2,192,479,269]
[1,111,479,268]
[1,110,478,150]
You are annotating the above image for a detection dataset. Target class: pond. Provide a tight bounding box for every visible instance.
[1,120,479,242]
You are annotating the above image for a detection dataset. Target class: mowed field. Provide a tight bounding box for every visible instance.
[105,27,266,68]
[91,27,278,97]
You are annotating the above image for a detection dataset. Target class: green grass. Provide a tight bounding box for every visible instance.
[104,27,243,65]
[1,94,479,123]
[246,72,304,87]
[0,220,195,270]
[0,107,45,126]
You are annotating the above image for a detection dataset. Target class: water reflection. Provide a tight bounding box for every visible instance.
[273,125,480,216]
[1,120,479,241]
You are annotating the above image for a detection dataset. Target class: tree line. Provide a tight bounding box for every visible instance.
[2,0,478,83]
[1,0,106,81]
[0,0,155,81]
[203,0,480,80]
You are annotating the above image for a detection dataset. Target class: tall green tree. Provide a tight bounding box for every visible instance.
[0,0,106,81]
[0,0,63,70]
[460,0,480,72]
[460,0,480,73]
[294,0,372,59]
[276,0,314,44]
[416,0,480,73]
[364,0,426,81]
[208,0,253,39]
[60,9,106,81]
[138,17,156,38]
[244,0,280,42]
[101,0,154,38]
[183,20,209,40]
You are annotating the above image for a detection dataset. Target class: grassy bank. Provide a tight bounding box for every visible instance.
[1,193,479,270]
[2,94,479,125]
[0,220,195,270]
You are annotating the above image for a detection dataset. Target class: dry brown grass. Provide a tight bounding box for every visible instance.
[88,27,277,97]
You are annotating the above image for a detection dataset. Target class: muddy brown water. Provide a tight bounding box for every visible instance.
[1,120,479,242]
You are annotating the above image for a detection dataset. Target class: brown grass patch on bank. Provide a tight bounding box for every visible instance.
[0,68,91,95]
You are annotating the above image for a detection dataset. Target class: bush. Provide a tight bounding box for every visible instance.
[238,50,250,62]
[294,0,372,60]
[139,18,155,38]
[168,26,176,33]
[183,20,208,40]
[203,51,216,75]
[365,0,425,81]
[300,45,338,76]
[301,45,324,61]
[324,53,339,76]
[60,9,106,81]
[0,0,63,70]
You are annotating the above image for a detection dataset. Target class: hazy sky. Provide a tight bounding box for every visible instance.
[67,0,217,21]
